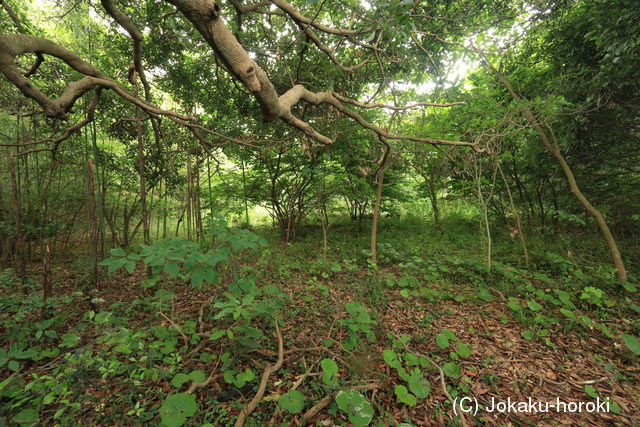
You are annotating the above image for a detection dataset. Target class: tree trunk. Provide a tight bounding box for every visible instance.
[41,241,52,318]
[9,156,27,286]
[370,168,385,264]
[135,78,150,246]
[86,160,99,286]
[425,174,442,233]
[497,163,529,265]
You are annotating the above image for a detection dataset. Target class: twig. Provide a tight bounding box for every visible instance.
[234,315,284,427]
[187,350,223,394]
[392,333,469,427]
[158,311,189,347]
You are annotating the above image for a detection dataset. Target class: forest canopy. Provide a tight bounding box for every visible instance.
[0,0,639,425]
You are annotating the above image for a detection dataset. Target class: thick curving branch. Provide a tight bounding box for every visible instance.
[271,0,378,73]
[229,0,284,16]
[0,34,192,121]
[270,0,373,36]
[100,0,152,101]
[165,0,480,152]
[332,92,465,110]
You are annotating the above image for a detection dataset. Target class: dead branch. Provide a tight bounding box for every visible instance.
[158,311,189,348]
[332,92,465,110]
[234,315,284,427]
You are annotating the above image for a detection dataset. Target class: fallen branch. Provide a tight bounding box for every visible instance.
[158,311,189,348]
[234,315,284,427]
[187,351,222,394]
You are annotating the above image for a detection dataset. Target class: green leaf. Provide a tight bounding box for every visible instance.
[584,384,597,398]
[12,407,39,424]
[442,330,457,340]
[477,286,493,301]
[456,342,471,358]
[8,360,19,371]
[527,300,543,311]
[608,398,621,414]
[159,393,198,427]
[189,370,206,383]
[621,334,640,355]
[60,333,80,348]
[109,247,126,257]
[94,311,113,324]
[521,330,535,340]
[335,389,373,426]
[279,389,305,413]
[507,298,522,312]
[394,384,417,406]
[407,370,430,399]
[124,260,136,274]
[560,308,575,319]
[622,282,637,293]
[171,373,189,388]
[435,334,449,349]
[165,261,180,278]
[321,358,339,375]
[382,349,401,369]
[443,362,461,379]
[209,330,226,341]
[321,358,339,387]
[190,267,206,287]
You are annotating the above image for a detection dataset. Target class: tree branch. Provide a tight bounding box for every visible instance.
[234,315,284,427]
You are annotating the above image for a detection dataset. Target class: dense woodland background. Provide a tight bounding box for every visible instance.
[0,0,639,425]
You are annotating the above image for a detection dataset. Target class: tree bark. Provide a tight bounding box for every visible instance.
[9,156,27,285]
[370,168,385,264]
[86,160,99,286]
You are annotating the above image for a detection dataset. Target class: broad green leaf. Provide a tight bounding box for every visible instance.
[189,370,206,383]
[165,261,180,278]
[443,362,461,379]
[382,349,401,369]
[60,333,80,348]
[109,247,126,257]
[124,260,136,274]
[12,407,39,424]
[395,384,417,406]
[407,370,430,399]
[209,330,226,341]
[335,389,373,426]
[171,373,189,388]
[477,287,493,301]
[321,358,339,387]
[321,358,339,375]
[456,342,471,358]
[435,334,449,349]
[521,330,535,340]
[278,389,305,413]
[159,393,197,427]
[527,300,543,311]
[560,308,575,319]
[621,334,640,355]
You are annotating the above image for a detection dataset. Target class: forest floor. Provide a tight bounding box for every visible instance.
[1,219,639,426]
